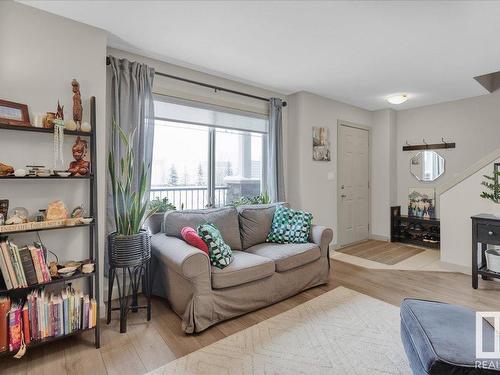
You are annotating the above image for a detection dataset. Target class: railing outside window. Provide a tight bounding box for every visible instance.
[150,186,229,210]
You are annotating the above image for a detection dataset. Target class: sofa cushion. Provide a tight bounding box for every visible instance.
[164,207,242,250]
[237,203,284,249]
[198,223,233,269]
[266,206,313,244]
[211,250,275,289]
[400,299,498,374]
[181,226,208,254]
[246,242,320,272]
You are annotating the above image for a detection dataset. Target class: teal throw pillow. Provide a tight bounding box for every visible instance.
[197,223,233,269]
[266,206,313,244]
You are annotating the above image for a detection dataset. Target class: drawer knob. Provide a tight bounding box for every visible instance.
[489,231,495,236]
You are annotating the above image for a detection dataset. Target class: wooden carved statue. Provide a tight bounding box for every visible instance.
[56,101,64,121]
[68,137,90,176]
[72,79,83,127]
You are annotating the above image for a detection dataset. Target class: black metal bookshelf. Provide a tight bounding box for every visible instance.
[0,96,100,356]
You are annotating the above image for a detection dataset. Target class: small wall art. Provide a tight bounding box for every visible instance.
[408,187,435,219]
[312,126,331,161]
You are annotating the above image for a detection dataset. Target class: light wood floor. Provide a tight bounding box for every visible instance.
[2,259,500,374]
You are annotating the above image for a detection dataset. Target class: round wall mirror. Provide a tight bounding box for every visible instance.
[410,151,445,182]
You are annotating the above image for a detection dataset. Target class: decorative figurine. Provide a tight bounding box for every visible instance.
[53,101,65,171]
[68,137,90,176]
[43,112,56,129]
[0,162,14,176]
[65,120,77,131]
[72,79,83,130]
[81,121,91,133]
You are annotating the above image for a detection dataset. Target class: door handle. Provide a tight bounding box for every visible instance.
[489,231,494,236]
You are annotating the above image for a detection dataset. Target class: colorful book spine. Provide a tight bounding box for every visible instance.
[1,242,18,288]
[22,303,30,346]
[0,297,11,352]
[0,243,13,290]
[36,249,50,283]
[8,304,22,352]
[9,242,27,287]
[29,246,44,284]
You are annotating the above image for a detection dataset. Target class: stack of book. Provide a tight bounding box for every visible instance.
[0,288,97,353]
[0,240,51,290]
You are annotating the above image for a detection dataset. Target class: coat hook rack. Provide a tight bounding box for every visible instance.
[402,138,456,151]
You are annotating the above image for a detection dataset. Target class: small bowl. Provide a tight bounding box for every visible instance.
[37,171,51,177]
[80,217,93,224]
[58,266,78,277]
[14,169,27,177]
[56,171,71,177]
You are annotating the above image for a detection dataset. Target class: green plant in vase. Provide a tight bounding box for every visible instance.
[480,163,500,204]
[108,120,155,235]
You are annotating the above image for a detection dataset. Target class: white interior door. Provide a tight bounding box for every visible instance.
[338,124,369,247]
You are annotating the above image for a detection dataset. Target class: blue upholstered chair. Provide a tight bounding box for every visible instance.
[401,299,500,374]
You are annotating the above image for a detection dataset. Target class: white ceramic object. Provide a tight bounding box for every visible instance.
[79,217,93,224]
[56,171,71,177]
[81,122,91,133]
[14,169,27,177]
[82,263,95,274]
[65,120,77,131]
[58,266,78,277]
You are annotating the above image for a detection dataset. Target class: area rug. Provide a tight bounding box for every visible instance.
[148,287,410,374]
[336,240,424,265]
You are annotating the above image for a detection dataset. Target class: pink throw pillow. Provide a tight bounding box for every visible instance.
[181,226,209,254]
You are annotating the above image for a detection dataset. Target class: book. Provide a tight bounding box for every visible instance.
[0,297,10,352]
[9,242,27,288]
[29,245,44,283]
[22,303,30,346]
[1,242,17,288]
[8,303,22,352]
[36,247,51,283]
[0,242,13,290]
[18,247,38,286]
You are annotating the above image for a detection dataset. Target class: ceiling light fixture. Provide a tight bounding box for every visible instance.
[386,94,408,105]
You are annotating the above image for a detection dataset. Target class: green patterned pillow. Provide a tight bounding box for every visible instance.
[197,223,233,269]
[266,206,313,244]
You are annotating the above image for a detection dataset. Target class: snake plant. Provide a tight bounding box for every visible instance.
[108,120,155,235]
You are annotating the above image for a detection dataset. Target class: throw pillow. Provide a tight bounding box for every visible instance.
[266,206,313,244]
[181,226,209,255]
[197,223,233,269]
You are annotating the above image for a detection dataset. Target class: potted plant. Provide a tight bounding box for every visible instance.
[480,163,500,272]
[229,191,271,207]
[147,197,176,234]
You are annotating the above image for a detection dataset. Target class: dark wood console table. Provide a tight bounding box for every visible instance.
[472,214,500,289]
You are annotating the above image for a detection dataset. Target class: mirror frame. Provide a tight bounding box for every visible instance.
[409,151,445,182]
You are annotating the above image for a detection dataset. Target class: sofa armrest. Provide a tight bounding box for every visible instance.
[151,233,210,278]
[309,225,333,257]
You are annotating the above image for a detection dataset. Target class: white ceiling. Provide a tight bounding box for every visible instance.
[20,1,500,110]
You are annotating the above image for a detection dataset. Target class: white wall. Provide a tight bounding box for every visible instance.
[441,159,500,268]
[396,90,500,216]
[287,91,372,243]
[0,1,107,302]
[371,109,397,240]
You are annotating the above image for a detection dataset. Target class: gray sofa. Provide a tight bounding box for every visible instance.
[150,204,333,333]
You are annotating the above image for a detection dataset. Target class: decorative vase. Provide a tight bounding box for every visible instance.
[108,230,150,268]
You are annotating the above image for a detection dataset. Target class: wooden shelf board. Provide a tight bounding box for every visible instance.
[0,175,93,180]
[0,222,94,235]
[0,122,92,137]
[0,271,95,296]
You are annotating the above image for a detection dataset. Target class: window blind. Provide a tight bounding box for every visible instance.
[154,95,269,134]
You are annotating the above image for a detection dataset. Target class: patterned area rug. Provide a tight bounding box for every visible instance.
[148,287,410,374]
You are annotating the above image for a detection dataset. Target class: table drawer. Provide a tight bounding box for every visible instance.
[477,223,500,245]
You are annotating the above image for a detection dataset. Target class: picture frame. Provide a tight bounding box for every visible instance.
[312,126,331,161]
[408,187,435,219]
[0,99,31,127]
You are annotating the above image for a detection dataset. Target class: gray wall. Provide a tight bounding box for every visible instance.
[396,90,500,216]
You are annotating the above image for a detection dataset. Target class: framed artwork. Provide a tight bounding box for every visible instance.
[0,99,31,127]
[313,126,330,161]
[408,187,435,219]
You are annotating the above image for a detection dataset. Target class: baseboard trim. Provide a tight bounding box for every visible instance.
[369,234,390,241]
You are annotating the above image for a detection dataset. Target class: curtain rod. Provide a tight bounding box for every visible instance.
[106,57,287,107]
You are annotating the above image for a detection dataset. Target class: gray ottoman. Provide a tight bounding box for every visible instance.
[400,299,500,374]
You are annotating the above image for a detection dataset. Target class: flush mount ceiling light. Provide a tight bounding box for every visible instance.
[386,94,408,105]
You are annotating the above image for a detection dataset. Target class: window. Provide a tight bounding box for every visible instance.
[151,96,268,209]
